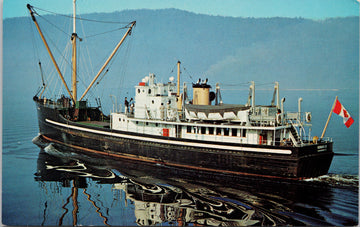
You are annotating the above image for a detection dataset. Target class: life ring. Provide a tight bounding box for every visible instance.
[306,112,312,123]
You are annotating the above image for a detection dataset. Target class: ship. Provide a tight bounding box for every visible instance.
[28,2,334,179]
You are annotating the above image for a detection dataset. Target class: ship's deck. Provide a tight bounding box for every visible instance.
[185,104,251,113]
[77,120,110,128]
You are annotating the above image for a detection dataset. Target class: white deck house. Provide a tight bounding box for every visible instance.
[111,73,313,147]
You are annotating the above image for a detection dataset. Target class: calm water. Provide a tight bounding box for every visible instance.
[2,89,359,226]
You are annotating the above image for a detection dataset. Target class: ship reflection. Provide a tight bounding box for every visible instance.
[34,140,345,226]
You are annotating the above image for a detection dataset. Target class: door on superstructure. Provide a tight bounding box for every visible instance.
[176,125,182,138]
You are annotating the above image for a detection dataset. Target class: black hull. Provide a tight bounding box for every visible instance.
[34,99,334,179]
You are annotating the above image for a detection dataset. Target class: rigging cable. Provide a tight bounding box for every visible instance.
[80,24,94,78]
[28,15,41,64]
[31,9,75,93]
[29,4,136,103]
[31,5,131,24]
[168,62,177,75]
[32,7,73,38]
[77,11,96,93]
[55,41,72,99]
[32,4,90,99]
[83,26,132,39]
[182,66,196,83]
[115,30,134,100]
[28,15,45,95]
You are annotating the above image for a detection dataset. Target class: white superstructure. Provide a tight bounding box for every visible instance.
[133,73,178,121]
[110,69,314,148]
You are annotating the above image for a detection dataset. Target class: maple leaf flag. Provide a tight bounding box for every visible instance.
[333,99,354,128]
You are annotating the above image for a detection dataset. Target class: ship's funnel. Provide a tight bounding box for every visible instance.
[192,79,211,105]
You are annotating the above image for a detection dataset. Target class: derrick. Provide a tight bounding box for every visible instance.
[79,21,136,101]
[27,4,75,103]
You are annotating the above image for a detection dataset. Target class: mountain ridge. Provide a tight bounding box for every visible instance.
[3,8,358,106]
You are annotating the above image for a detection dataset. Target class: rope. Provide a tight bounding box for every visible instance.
[28,16,40,63]
[32,5,131,24]
[83,26,132,39]
[168,62,177,75]
[34,10,72,38]
[78,13,95,84]
[182,66,196,83]
[28,4,135,103]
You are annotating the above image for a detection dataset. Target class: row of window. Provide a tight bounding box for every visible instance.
[186,126,247,137]
[120,119,247,137]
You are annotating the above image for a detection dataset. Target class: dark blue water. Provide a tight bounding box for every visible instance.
[2,88,358,226]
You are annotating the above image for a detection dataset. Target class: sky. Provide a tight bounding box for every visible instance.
[2,0,359,19]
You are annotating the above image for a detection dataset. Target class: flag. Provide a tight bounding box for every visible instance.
[333,99,354,128]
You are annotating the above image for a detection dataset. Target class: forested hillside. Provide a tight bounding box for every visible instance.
[3,8,358,107]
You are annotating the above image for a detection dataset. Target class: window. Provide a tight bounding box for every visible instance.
[216,128,222,135]
[201,127,206,134]
[242,129,247,137]
[187,126,192,133]
[148,89,151,94]
[208,127,214,135]
[224,128,230,136]
[232,128,237,137]
[137,89,140,94]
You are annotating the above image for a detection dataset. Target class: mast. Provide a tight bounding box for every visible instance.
[250,81,255,110]
[27,4,75,102]
[176,61,182,111]
[177,61,181,96]
[71,0,78,101]
[79,21,136,101]
[275,82,279,109]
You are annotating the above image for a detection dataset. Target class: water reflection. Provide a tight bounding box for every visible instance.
[33,139,358,226]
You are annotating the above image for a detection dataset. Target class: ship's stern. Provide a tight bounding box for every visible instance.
[296,141,334,178]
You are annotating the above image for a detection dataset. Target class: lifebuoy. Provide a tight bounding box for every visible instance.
[306,112,312,123]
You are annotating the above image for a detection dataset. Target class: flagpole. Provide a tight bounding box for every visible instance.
[320,96,338,139]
